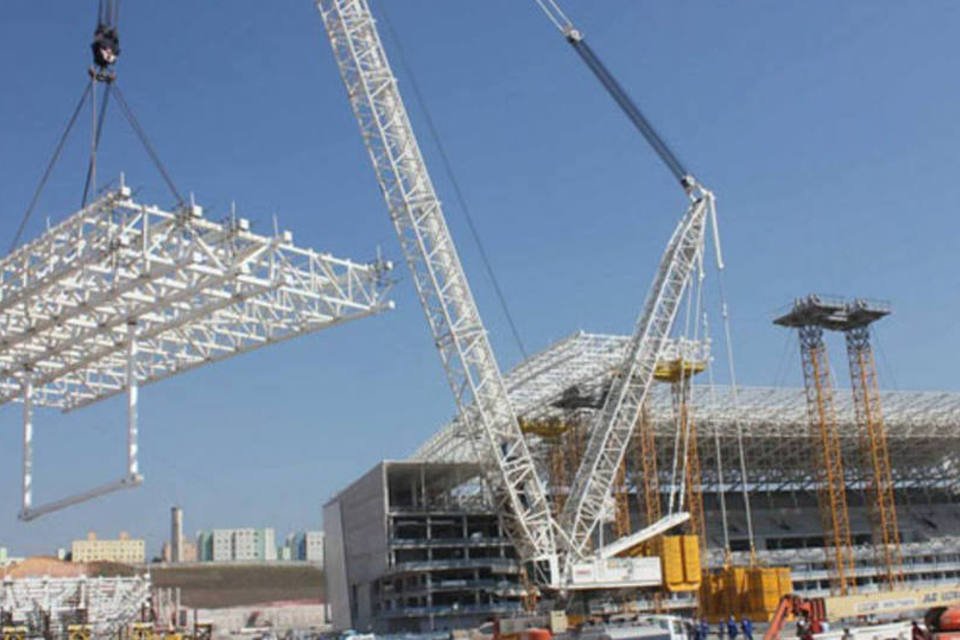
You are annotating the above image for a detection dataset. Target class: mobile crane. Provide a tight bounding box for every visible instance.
[315,0,708,589]
[530,2,719,569]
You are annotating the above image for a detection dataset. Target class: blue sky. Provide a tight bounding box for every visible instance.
[1,1,958,557]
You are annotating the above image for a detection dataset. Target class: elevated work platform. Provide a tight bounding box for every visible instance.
[773,294,890,331]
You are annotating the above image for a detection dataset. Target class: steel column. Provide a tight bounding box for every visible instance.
[126,322,140,480]
[21,373,33,516]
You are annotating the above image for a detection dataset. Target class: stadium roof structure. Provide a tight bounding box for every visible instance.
[2,179,393,520]
[413,332,960,493]
[0,574,150,636]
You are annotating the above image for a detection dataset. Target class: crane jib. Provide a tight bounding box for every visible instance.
[568,37,692,192]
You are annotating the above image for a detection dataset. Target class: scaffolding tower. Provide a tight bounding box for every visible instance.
[839,300,903,588]
[775,296,855,595]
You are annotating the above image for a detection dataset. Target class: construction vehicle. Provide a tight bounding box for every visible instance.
[763,587,960,640]
[764,595,827,640]
[925,607,960,640]
[315,0,708,590]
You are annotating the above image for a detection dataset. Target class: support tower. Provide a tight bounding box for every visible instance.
[839,300,903,589]
[775,296,855,595]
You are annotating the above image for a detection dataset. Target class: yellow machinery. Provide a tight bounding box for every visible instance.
[1,627,26,640]
[67,624,92,640]
[519,417,575,516]
[131,622,154,640]
[700,566,793,622]
[660,534,702,592]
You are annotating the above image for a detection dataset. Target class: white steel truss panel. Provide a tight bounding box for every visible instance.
[0,183,393,410]
[1,180,393,519]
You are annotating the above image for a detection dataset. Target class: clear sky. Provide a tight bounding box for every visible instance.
[1,1,958,557]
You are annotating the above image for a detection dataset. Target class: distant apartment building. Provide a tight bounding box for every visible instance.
[161,540,198,563]
[197,532,213,561]
[197,528,276,562]
[304,531,324,565]
[71,532,145,564]
[281,531,324,565]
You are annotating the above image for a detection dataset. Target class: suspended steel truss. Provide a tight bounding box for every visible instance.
[413,332,960,499]
[0,575,150,637]
[1,180,393,520]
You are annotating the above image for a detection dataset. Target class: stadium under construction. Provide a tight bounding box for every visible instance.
[325,330,960,632]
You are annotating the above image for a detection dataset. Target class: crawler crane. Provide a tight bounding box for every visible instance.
[315,0,710,589]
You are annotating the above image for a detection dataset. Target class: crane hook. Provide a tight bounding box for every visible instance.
[90,0,120,81]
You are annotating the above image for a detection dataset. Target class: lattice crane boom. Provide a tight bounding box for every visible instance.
[561,195,708,559]
[316,0,560,583]
[534,2,714,561]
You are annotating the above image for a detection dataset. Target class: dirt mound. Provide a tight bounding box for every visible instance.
[1,557,86,578]
[151,564,325,609]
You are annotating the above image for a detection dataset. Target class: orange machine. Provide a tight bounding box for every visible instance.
[763,595,827,640]
[925,607,960,640]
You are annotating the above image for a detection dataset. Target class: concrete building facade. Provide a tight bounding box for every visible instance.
[71,532,145,564]
[324,461,524,634]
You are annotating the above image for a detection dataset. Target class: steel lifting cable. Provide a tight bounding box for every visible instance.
[533,0,695,193]
[533,0,574,33]
[82,81,113,207]
[10,83,93,253]
[708,197,757,556]
[112,83,184,206]
[680,251,707,515]
[378,6,529,359]
[703,311,732,555]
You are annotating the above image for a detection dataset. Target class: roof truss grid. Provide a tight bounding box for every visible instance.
[0,181,394,410]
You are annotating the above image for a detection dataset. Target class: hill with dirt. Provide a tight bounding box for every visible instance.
[150,564,325,609]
